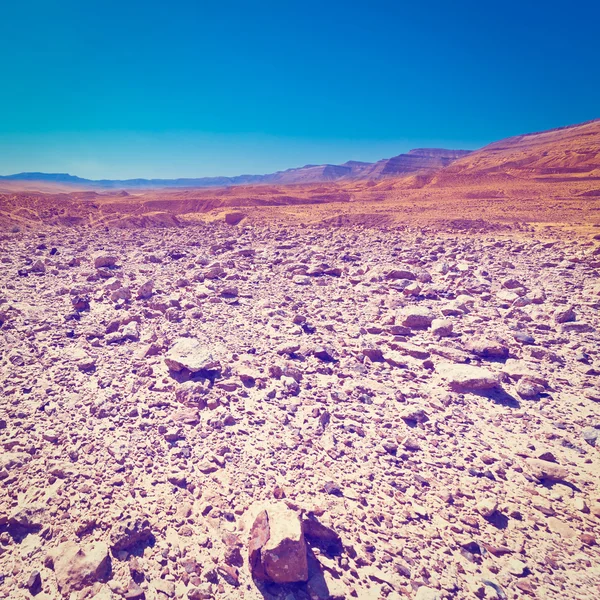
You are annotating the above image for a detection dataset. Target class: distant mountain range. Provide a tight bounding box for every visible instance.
[0,148,471,189]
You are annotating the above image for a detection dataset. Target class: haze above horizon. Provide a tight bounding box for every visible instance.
[2,0,599,179]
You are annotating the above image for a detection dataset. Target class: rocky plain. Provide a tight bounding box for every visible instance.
[1,217,600,600]
[1,119,600,600]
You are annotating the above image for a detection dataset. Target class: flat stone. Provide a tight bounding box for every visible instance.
[437,363,499,392]
[164,338,222,372]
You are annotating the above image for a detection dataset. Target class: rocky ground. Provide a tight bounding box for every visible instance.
[1,221,600,600]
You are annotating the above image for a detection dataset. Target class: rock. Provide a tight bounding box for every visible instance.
[582,426,600,447]
[362,347,384,362]
[151,578,176,597]
[137,279,154,299]
[121,321,140,340]
[26,570,42,595]
[293,275,311,285]
[49,541,111,596]
[72,295,90,311]
[31,259,46,273]
[547,516,576,538]
[503,278,523,290]
[402,282,421,296]
[415,586,442,600]
[397,306,434,329]
[312,346,336,362]
[110,517,153,552]
[225,212,246,225]
[464,337,508,359]
[431,318,453,337]
[94,254,118,269]
[526,458,569,483]
[165,338,222,372]
[220,286,238,298]
[248,504,308,584]
[386,268,416,280]
[513,331,535,345]
[516,377,545,399]
[476,498,498,518]
[507,559,527,576]
[437,363,499,392]
[553,306,576,323]
[110,287,131,302]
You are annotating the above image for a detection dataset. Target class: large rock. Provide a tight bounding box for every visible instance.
[397,306,434,329]
[49,541,111,596]
[526,458,569,483]
[164,338,222,372]
[93,253,118,269]
[110,516,154,552]
[464,337,508,359]
[385,268,416,280]
[248,504,308,584]
[437,363,499,392]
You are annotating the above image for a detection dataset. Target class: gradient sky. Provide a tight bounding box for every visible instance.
[1,0,599,179]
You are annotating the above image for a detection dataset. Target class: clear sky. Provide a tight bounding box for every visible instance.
[1,0,599,179]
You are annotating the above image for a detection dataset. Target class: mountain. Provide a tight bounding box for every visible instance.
[432,118,600,185]
[0,148,471,190]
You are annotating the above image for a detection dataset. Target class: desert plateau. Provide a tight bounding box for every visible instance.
[0,116,599,600]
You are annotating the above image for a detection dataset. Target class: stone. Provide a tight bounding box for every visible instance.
[547,517,576,538]
[464,337,508,359]
[526,458,569,483]
[517,378,545,399]
[437,363,499,392]
[386,268,416,280]
[415,586,442,600]
[398,306,434,329]
[94,254,118,269]
[49,541,111,596]
[165,338,222,372]
[26,570,42,595]
[248,503,308,584]
[476,498,498,518]
[507,559,527,576]
[137,279,154,299]
[553,306,576,324]
[431,318,453,337]
[110,517,153,552]
[31,259,46,273]
[582,426,600,447]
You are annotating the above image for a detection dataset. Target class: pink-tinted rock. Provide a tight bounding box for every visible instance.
[248,504,308,584]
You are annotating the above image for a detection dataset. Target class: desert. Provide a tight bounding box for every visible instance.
[1,118,600,600]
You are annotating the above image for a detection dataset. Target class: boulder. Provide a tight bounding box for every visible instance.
[137,279,154,299]
[464,337,508,359]
[526,458,569,483]
[431,318,453,337]
[49,541,111,596]
[248,504,308,584]
[397,306,434,329]
[110,516,153,552]
[93,253,118,269]
[437,363,499,392]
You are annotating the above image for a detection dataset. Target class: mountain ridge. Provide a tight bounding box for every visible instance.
[0,147,471,189]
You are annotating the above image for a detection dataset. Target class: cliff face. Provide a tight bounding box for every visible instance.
[378,148,473,176]
[432,119,600,185]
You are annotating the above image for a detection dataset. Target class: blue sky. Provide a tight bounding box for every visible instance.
[1,0,599,179]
